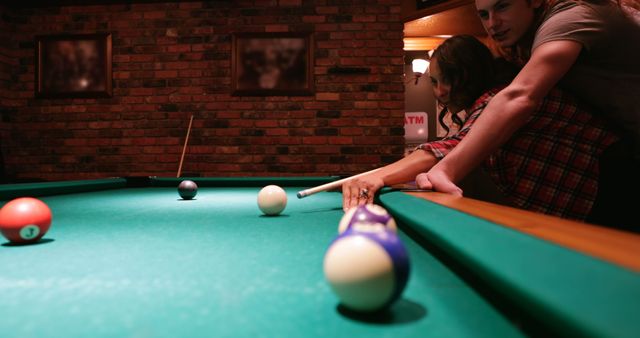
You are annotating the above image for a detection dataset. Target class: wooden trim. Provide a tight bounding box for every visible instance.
[403,37,446,51]
[405,191,640,272]
[404,36,491,51]
[403,0,474,22]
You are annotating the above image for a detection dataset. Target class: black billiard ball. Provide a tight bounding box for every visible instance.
[178,180,198,200]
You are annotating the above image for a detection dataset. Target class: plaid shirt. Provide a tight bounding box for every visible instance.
[418,87,619,221]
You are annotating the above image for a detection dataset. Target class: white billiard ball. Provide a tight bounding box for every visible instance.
[323,229,410,312]
[338,204,397,234]
[257,185,287,216]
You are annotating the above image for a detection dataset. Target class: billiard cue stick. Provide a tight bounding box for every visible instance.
[177,115,194,178]
[296,168,382,199]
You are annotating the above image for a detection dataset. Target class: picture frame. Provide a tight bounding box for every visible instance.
[231,32,314,96]
[35,33,112,98]
[416,0,449,10]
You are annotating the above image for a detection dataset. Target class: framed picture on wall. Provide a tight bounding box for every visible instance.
[35,33,112,98]
[231,32,314,96]
[416,0,448,9]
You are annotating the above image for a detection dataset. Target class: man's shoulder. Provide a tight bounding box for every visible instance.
[535,0,612,50]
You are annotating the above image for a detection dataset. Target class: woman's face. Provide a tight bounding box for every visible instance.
[475,0,543,48]
[429,57,460,113]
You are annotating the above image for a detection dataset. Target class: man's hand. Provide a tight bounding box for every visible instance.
[416,169,463,196]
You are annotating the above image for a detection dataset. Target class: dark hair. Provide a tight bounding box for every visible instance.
[431,35,511,134]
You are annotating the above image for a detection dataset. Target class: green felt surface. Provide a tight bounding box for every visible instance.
[380,190,640,338]
[0,181,525,338]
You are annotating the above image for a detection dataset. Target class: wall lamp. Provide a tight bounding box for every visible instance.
[411,58,429,85]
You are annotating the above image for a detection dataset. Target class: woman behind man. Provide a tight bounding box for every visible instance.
[343,35,620,227]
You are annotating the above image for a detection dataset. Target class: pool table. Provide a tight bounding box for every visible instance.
[0,177,638,338]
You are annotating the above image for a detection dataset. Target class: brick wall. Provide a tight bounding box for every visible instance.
[0,6,11,97]
[0,5,15,181]
[1,1,405,181]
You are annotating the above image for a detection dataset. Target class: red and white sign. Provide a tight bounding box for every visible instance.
[404,112,428,144]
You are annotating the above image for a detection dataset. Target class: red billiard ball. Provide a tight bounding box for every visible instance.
[0,197,52,244]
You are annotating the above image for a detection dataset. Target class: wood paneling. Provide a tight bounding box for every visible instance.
[403,0,487,51]
[407,191,640,272]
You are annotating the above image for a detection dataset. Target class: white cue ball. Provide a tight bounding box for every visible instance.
[257,185,287,216]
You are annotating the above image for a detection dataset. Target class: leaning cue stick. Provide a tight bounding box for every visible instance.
[296,168,382,198]
[177,115,194,178]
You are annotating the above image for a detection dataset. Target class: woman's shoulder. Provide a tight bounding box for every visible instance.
[469,86,506,113]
